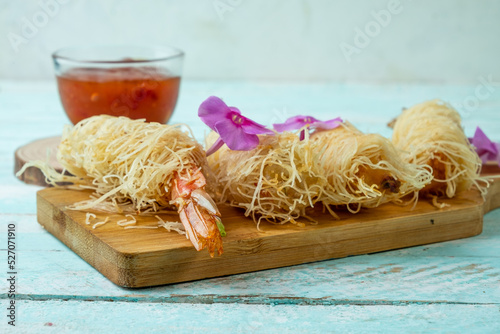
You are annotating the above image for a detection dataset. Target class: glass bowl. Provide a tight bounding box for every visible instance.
[52,45,184,124]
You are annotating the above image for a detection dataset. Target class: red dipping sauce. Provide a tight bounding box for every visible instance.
[57,67,180,124]
[52,46,184,124]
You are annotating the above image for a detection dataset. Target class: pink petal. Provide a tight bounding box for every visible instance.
[225,109,273,135]
[272,122,302,132]
[228,107,242,115]
[273,115,320,132]
[315,117,343,130]
[299,129,306,141]
[198,96,231,129]
[470,127,499,163]
[274,115,342,134]
[198,96,273,153]
[214,121,260,151]
[496,143,500,165]
[241,116,274,135]
[205,136,225,157]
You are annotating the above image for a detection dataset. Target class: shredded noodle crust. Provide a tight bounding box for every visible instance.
[207,122,433,225]
[17,115,211,217]
[392,100,488,199]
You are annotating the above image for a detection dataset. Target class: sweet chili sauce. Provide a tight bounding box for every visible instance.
[56,67,180,124]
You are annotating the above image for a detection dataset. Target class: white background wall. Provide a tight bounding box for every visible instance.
[1,0,499,83]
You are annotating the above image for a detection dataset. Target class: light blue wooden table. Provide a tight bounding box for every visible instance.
[1,80,499,333]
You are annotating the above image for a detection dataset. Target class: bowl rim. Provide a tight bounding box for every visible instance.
[52,45,184,64]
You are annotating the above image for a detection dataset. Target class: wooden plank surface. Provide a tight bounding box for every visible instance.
[10,300,500,333]
[2,80,500,332]
[3,211,500,303]
[36,174,499,287]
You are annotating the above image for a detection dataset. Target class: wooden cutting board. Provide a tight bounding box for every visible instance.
[37,170,500,288]
[15,136,63,186]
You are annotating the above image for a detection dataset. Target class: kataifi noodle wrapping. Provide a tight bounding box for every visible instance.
[392,100,487,199]
[312,122,433,211]
[17,115,210,214]
[207,122,433,226]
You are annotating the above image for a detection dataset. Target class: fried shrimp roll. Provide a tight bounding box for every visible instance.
[207,122,432,226]
[18,115,224,256]
[392,100,485,199]
[312,122,433,212]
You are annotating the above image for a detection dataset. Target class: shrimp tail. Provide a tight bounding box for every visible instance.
[171,166,224,257]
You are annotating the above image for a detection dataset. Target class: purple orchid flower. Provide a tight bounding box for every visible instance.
[273,115,343,140]
[469,126,500,166]
[198,96,274,156]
